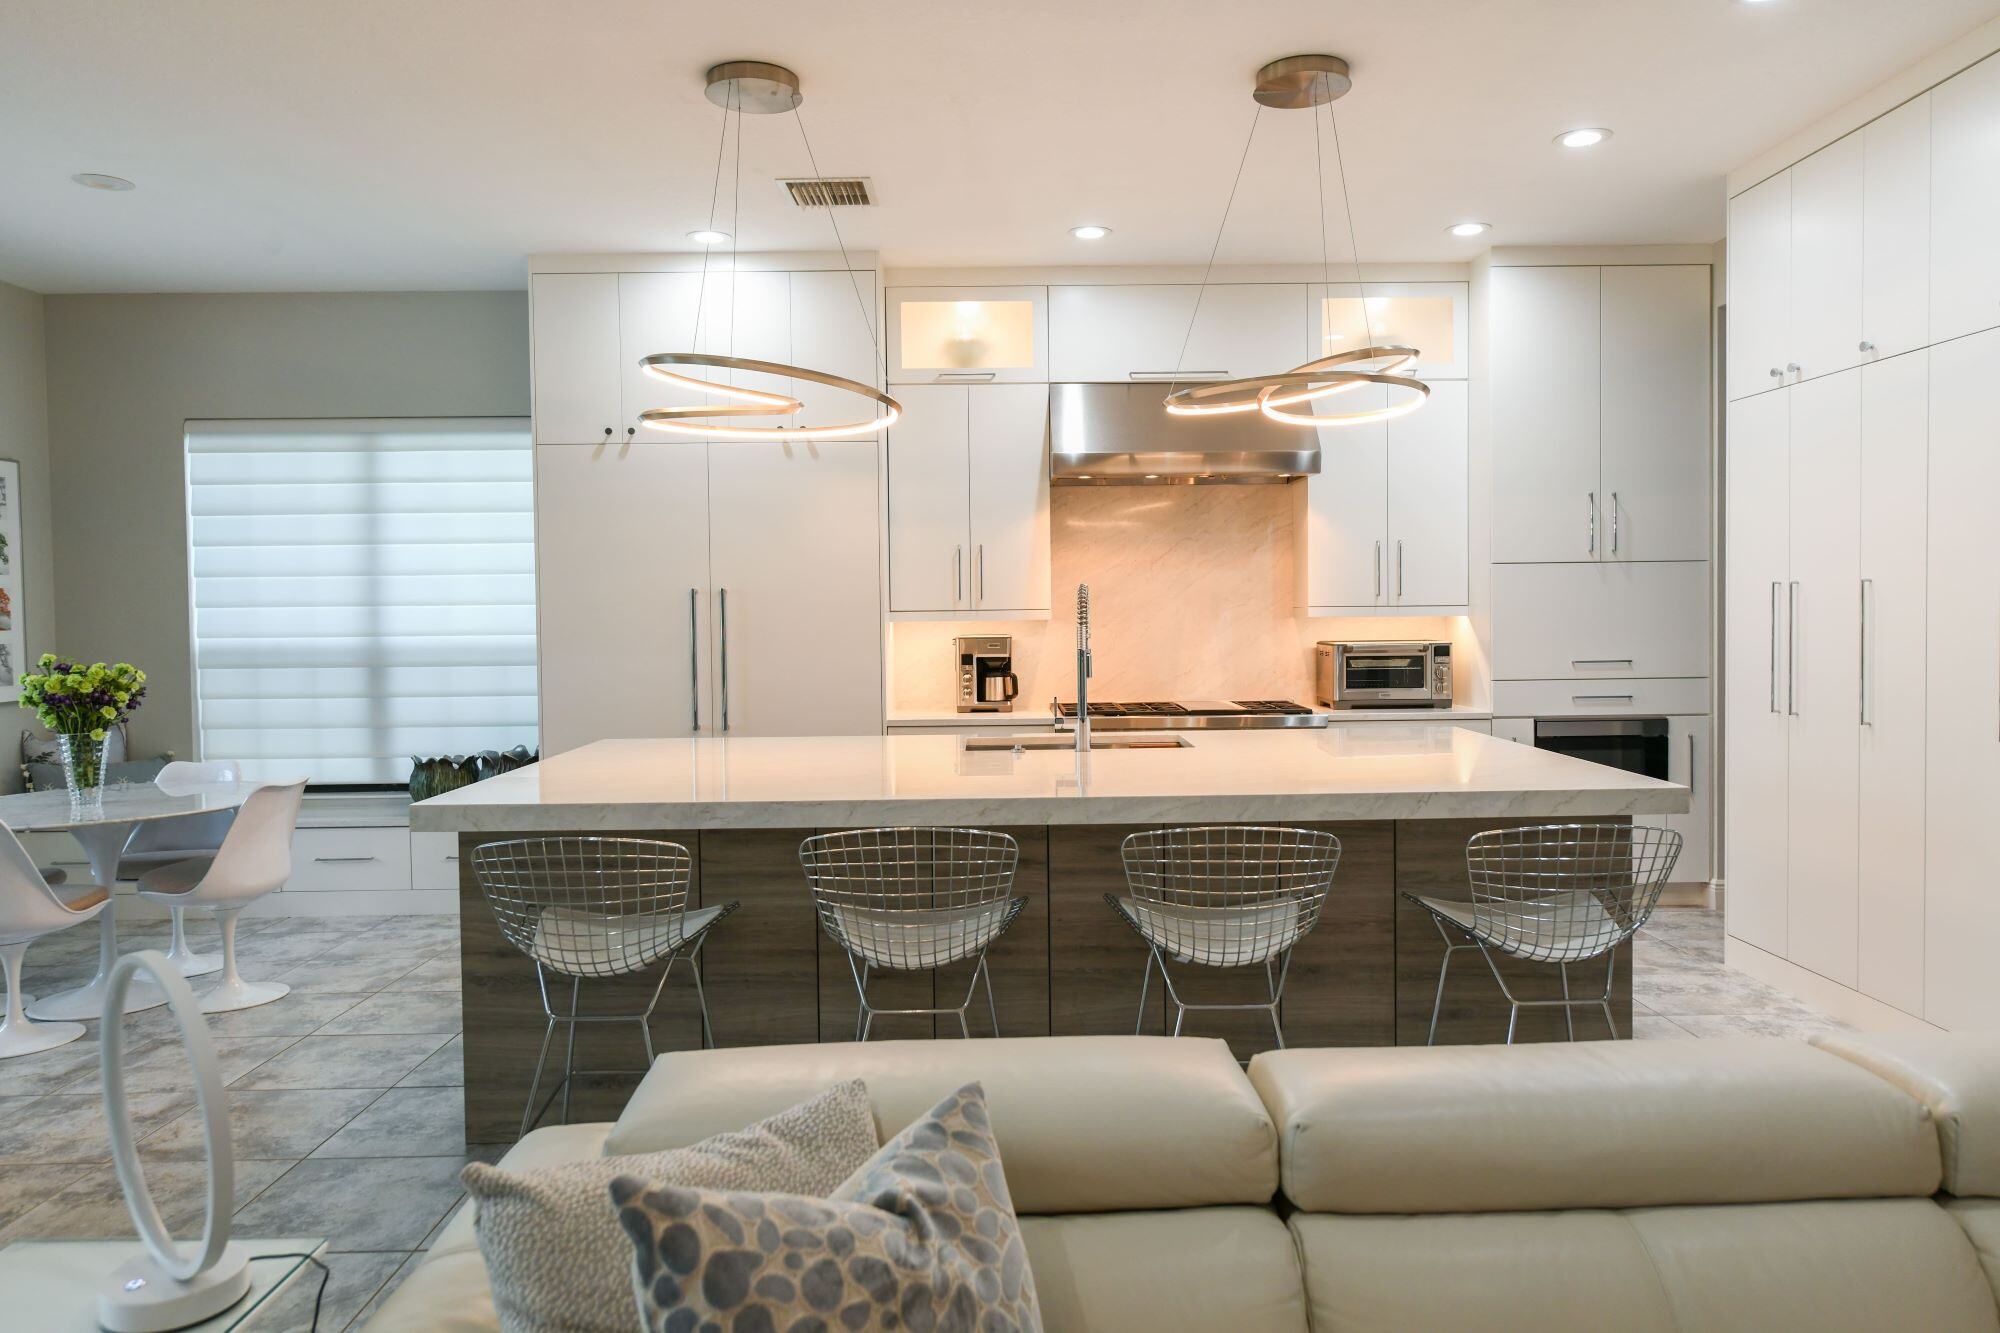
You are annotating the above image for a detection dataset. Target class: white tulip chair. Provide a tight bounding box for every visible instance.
[135,780,305,1013]
[120,760,241,978]
[0,820,110,1058]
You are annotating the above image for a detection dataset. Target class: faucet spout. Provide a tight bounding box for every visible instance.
[1076,584,1093,758]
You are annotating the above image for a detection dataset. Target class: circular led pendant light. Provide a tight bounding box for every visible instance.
[1161,55,1428,429]
[638,62,901,442]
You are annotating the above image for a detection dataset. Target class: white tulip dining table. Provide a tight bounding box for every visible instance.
[0,779,269,1020]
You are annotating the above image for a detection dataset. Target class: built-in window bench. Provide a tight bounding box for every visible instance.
[18,791,457,918]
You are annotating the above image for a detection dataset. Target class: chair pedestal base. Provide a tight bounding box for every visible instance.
[199,978,289,1014]
[0,1015,85,1058]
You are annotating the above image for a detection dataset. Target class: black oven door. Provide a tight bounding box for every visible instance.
[1534,717,1670,781]
[1340,650,1428,696]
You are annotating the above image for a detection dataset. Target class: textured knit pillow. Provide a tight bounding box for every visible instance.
[463,1079,877,1333]
[613,1081,1041,1332]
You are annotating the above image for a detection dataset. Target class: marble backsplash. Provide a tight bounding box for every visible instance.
[888,484,1473,714]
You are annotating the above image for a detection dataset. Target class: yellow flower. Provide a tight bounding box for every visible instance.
[101,706,117,719]
[89,728,107,741]
[114,692,130,705]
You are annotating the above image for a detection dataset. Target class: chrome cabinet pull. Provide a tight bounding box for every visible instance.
[688,588,701,733]
[1572,694,1636,703]
[313,856,377,864]
[718,587,731,733]
[1787,581,1800,717]
[1786,362,1801,375]
[1572,658,1634,668]
[954,546,963,603]
[936,371,995,382]
[1587,492,1597,555]
[1610,491,1620,555]
[1396,540,1405,597]
[977,544,985,602]
[1859,340,1876,353]
[1373,540,1382,597]
[1769,582,1781,714]
[1688,733,1696,795]
[1859,577,1873,726]
[1769,367,1784,379]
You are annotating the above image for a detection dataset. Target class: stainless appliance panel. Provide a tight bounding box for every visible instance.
[1317,640,1454,709]
[955,635,1019,713]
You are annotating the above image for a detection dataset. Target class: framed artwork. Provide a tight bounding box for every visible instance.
[0,460,21,702]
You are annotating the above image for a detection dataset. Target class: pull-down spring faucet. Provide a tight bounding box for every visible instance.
[1075,584,1092,759]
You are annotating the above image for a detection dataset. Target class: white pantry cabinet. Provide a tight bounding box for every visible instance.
[1047,284,1310,383]
[1929,54,2000,346]
[1925,327,2000,1030]
[1487,561,1710,682]
[1786,134,1866,385]
[887,384,1050,615]
[1490,265,1710,564]
[1309,281,1470,382]
[1862,96,1931,360]
[531,274,623,445]
[1296,380,1468,611]
[1725,174,1793,399]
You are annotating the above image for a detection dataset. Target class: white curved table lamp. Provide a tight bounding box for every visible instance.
[97,949,250,1331]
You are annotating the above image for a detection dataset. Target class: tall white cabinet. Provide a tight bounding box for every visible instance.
[1722,46,2000,1029]
[530,260,887,753]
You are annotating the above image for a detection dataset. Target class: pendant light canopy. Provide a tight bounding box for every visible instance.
[638,62,901,441]
[1162,55,1429,429]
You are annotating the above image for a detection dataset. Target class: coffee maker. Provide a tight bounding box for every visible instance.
[954,635,1019,712]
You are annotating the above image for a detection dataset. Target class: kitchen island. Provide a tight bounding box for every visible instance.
[414,726,1686,1140]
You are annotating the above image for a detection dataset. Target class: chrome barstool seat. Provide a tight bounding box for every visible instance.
[802,827,1025,1040]
[471,836,737,1137]
[1409,822,1682,1045]
[1108,825,1341,1051]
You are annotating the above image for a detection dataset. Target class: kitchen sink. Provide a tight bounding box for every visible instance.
[961,735,1193,751]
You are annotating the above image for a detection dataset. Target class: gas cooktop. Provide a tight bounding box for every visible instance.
[1052,699,1325,730]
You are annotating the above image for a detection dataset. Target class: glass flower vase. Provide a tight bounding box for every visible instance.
[57,732,110,793]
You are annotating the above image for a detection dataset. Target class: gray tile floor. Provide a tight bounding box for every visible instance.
[0,905,1841,1330]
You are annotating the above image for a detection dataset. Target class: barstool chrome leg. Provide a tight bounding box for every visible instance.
[1134,949,1156,1034]
[1425,916,1471,1046]
[521,1015,555,1139]
[1600,949,1620,1040]
[559,977,579,1125]
[979,954,1000,1036]
[690,955,715,1049]
[1560,963,1576,1041]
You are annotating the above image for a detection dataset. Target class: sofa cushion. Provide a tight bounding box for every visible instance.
[464,1082,876,1333]
[1813,1031,2000,1197]
[1946,1197,2000,1306]
[1019,1208,1305,1333]
[613,1083,1040,1332]
[606,1035,1277,1214]
[1291,1199,2000,1333]
[1251,1037,1939,1213]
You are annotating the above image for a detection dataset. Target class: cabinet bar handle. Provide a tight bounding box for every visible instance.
[1396,540,1405,598]
[977,544,985,603]
[1587,492,1596,555]
[954,546,963,603]
[1572,694,1636,703]
[1787,581,1800,717]
[1572,658,1634,667]
[936,371,995,382]
[689,588,702,733]
[1373,541,1382,597]
[1688,733,1696,795]
[1859,578,1872,726]
[313,856,377,864]
[1769,582,1781,714]
[719,587,731,733]
[1610,492,1620,555]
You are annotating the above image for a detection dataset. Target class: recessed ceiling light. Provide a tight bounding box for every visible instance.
[1447,221,1490,237]
[71,172,135,192]
[686,229,730,245]
[1069,225,1112,241]
[1555,127,1612,149]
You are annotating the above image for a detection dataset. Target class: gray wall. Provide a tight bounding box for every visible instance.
[42,291,529,761]
[0,281,59,792]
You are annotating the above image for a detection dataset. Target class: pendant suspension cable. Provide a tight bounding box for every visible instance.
[729,82,743,362]
[692,85,732,356]
[1326,100,1374,345]
[792,107,881,363]
[1313,94,1331,292]
[1171,104,1264,394]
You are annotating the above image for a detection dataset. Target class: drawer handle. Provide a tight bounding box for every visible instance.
[443,854,459,862]
[1571,658,1634,667]
[312,856,379,864]
[1572,694,1636,703]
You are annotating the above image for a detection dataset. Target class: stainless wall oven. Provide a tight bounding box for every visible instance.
[1533,717,1671,781]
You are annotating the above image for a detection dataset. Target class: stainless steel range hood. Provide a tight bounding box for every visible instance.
[1048,382,1320,485]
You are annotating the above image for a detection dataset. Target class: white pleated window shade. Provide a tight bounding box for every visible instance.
[186,418,536,784]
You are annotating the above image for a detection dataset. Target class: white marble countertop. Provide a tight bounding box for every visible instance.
[411,727,1683,832]
[885,707,1496,727]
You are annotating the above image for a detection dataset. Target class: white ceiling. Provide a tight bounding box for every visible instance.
[3,0,1996,293]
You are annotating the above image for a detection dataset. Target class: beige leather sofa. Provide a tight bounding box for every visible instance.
[368,1032,2000,1332]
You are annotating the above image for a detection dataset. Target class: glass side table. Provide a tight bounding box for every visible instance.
[0,1238,327,1331]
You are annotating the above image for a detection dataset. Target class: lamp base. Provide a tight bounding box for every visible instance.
[97,1245,251,1332]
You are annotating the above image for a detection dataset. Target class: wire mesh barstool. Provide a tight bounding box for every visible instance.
[1108,825,1341,1050]
[1407,823,1682,1045]
[471,836,738,1136]
[800,828,1025,1040]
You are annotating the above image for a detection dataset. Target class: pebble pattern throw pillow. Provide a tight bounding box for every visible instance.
[464,1079,877,1333]
[613,1081,1041,1332]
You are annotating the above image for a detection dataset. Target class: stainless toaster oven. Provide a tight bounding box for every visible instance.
[1315,641,1454,709]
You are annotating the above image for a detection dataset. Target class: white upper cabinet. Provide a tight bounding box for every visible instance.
[531,273,622,444]
[1788,135,1866,383]
[1488,560,1711,681]
[967,385,1052,613]
[1048,284,1310,383]
[1726,172,1792,399]
[888,286,1047,383]
[886,384,1051,616]
[1930,54,2000,346]
[1863,95,1931,360]
[1600,266,1711,562]
[791,270,883,432]
[1297,381,1468,612]
[1491,266,1603,563]
[1309,282,1470,381]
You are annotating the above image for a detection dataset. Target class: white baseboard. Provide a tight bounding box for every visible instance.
[111,888,458,919]
[1725,934,1942,1034]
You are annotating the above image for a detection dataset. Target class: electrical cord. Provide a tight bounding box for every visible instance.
[253,1250,332,1331]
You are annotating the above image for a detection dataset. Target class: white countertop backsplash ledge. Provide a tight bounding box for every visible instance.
[412,728,1686,832]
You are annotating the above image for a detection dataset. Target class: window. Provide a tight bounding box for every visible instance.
[186,418,536,784]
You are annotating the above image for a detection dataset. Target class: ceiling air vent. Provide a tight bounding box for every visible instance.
[782,177,874,208]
